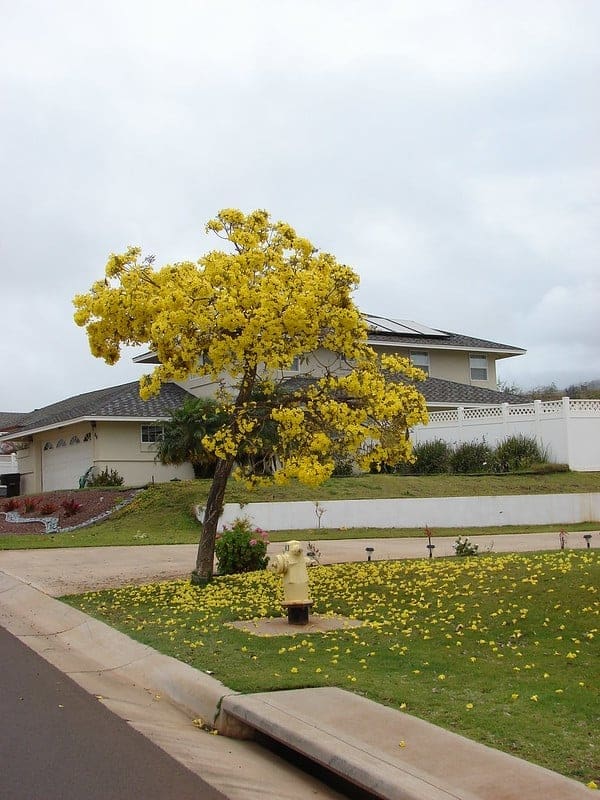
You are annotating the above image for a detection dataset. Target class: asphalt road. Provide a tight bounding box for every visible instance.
[0,626,226,800]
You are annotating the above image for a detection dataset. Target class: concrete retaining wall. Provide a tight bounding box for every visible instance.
[219,493,600,532]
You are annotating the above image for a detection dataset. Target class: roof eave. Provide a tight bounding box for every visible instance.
[367,337,526,357]
[0,415,172,441]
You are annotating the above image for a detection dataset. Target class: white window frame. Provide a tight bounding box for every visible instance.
[410,351,430,376]
[140,424,164,444]
[284,356,301,373]
[469,353,488,381]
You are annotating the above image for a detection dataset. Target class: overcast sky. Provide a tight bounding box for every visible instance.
[2,1,599,412]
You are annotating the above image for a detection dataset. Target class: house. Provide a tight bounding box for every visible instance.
[2,383,196,494]
[1,316,526,493]
[134,314,525,410]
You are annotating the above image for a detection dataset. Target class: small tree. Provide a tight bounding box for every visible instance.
[74,208,428,582]
[157,397,226,478]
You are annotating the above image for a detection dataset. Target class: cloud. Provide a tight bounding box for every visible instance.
[1,1,599,408]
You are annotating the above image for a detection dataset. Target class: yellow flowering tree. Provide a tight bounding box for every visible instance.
[73,209,428,582]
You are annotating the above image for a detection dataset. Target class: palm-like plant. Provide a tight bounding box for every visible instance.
[157,397,227,478]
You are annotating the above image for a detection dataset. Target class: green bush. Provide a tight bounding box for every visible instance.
[450,440,493,474]
[87,466,125,487]
[411,439,453,474]
[331,455,355,477]
[493,434,548,473]
[214,517,270,575]
[453,535,479,556]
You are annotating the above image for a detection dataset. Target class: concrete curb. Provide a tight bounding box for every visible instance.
[222,688,592,800]
[0,571,239,731]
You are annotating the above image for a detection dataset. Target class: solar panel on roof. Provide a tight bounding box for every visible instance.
[363,315,448,338]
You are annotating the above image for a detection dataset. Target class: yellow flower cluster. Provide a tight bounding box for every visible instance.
[73,208,429,487]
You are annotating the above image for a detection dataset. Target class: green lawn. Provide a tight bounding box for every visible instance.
[64,550,600,786]
[2,472,599,550]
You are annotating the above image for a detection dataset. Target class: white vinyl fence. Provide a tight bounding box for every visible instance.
[410,398,600,472]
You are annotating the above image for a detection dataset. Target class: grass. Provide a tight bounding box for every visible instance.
[64,550,600,785]
[1,472,599,550]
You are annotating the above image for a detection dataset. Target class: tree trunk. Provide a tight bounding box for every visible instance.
[192,455,235,584]
[191,367,257,585]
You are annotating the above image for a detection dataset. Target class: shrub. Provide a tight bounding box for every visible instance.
[492,434,548,473]
[23,497,38,513]
[87,466,124,487]
[453,535,479,556]
[450,440,493,474]
[39,502,58,516]
[61,497,83,517]
[411,439,453,474]
[331,456,354,477]
[2,498,20,512]
[214,517,269,575]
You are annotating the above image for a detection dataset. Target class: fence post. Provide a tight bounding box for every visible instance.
[562,397,572,469]
[457,406,465,443]
[534,399,543,449]
[502,403,510,439]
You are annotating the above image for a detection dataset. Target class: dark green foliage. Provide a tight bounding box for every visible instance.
[493,435,548,473]
[87,466,125,487]
[411,439,453,474]
[157,397,227,478]
[214,517,270,575]
[450,441,494,474]
[331,456,354,477]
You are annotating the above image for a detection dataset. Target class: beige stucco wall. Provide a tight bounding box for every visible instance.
[94,422,195,485]
[370,344,499,390]
[14,421,194,494]
[179,345,501,398]
[177,348,345,399]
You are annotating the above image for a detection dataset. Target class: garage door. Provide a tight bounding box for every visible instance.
[42,435,94,492]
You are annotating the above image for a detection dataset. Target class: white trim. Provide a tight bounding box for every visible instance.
[0,415,172,441]
[368,337,525,356]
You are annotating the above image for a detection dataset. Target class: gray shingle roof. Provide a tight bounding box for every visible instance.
[280,375,525,405]
[0,411,28,431]
[367,330,525,353]
[5,382,194,437]
[419,377,526,405]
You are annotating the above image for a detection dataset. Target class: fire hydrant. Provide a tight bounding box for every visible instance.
[269,540,313,625]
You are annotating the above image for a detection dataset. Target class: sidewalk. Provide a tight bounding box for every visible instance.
[0,534,596,799]
[0,530,596,596]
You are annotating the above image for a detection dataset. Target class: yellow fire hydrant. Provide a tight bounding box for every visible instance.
[269,540,313,625]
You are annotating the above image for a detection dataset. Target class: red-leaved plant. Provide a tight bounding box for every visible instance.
[61,497,83,517]
[2,497,20,512]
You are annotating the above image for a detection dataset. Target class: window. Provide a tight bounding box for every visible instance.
[83,432,92,442]
[141,424,164,444]
[69,436,80,445]
[288,356,300,372]
[410,351,430,376]
[470,354,488,381]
